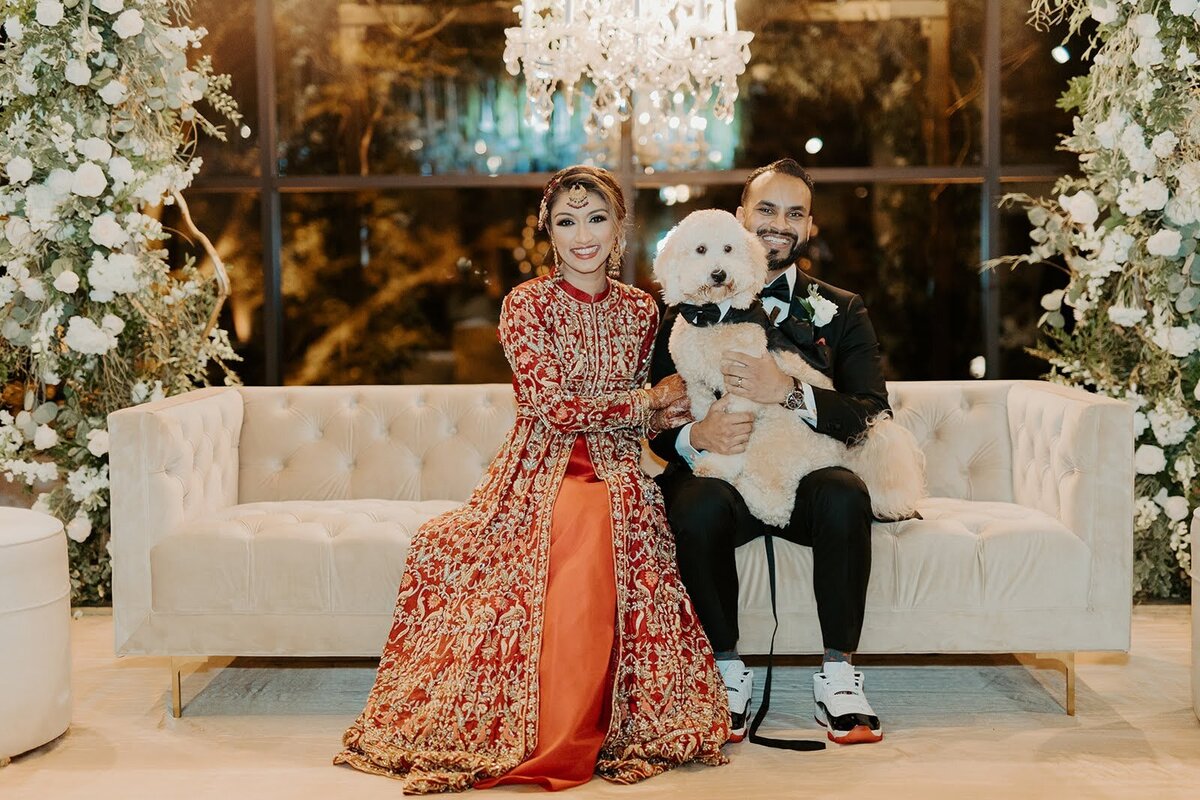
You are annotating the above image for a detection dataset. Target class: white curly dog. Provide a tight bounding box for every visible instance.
[653,208,926,527]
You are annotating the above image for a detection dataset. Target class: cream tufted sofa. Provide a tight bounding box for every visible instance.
[109,381,1132,715]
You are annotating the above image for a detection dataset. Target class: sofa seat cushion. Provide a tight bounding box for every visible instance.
[739,496,1093,614]
[150,499,459,615]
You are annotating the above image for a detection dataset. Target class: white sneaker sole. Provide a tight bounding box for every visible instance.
[814,705,883,744]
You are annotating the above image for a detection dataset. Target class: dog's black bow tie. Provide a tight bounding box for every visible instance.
[761,275,792,305]
[678,302,723,327]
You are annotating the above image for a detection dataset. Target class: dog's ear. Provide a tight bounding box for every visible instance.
[652,220,689,306]
[743,224,769,288]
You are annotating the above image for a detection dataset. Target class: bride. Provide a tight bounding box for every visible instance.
[335,165,729,792]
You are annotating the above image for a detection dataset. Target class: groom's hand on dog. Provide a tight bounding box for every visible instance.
[691,395,755,455]
[720,351,792,406]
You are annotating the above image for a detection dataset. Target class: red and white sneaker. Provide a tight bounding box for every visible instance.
[813,661,883,744]
[718,660,754,743]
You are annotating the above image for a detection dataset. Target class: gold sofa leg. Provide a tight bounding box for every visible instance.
[1035,652,1076,715]
[170,657,185,718]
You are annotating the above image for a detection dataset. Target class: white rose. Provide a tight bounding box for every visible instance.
[71,162,107,197]
[1146,229,1182,257]
[87,252,139,302]
[66,511,92,543]
[89,212,129,248]
[1140,178,1169,211]
[64,316,118,355]
[78,138,113,163]
[1134,410,1149,438]
[4,16,25,41]
[35,0,64,27]
[1059,191,1100,225]
[1161,496,1190,523]
[1170,0,1198,16]
[101,314,125,335]
[1106,305,1147,327]
[1090,0,1119,23]
[46,168,74,200]
[1150,131,1178,159]
[1166,326,1200,357]
[1132,13,1160,37]
[33,424,58,450]
[86,429,110,457]
[107,156,135,184]
[808,294,838,327]
[53,270,80,293]
[1133,38,1165,70]
[4,217,35,250]
[22,278,46,302]
[5,156,33,184]
[99,80,128,106]
[1134,444,1167,474]
[94,0,124,12]
[112,9,144,39]
[1178,43,1199,70]
[65,59,92,86]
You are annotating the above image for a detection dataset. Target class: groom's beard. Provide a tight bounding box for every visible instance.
[755,225,807,271]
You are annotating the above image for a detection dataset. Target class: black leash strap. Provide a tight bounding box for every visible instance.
[747,534,826,751]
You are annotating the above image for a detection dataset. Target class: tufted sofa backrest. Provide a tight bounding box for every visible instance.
[234,381,1024,505]
[888,381,1015,503]
[237,385,517,503]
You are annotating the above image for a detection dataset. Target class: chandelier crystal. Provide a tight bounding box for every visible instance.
[503,0,753,137]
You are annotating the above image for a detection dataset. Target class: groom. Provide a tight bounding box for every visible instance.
[649,158,890,745]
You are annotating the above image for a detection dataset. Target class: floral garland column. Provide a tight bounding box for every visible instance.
[996,0,1200,598]
[0,0,243,603]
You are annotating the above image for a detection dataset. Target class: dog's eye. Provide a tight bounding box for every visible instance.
[724,244,733,253]
[696,245,707,255]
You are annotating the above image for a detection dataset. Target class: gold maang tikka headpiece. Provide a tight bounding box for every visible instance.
[565,183,590,208]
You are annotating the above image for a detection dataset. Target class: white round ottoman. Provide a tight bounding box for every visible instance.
[0,508,72,762]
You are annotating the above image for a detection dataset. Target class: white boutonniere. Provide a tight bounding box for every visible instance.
[798,283,838,327]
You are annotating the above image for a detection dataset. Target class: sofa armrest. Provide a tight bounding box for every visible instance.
[1007,381,1134,612]
[108,387,244,654]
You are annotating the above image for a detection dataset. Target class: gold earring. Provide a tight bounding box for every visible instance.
[607,242,624,278]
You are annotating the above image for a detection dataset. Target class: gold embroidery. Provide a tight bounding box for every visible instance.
[335,277,729,791]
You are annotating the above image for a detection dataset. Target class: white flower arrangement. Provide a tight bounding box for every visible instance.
[0,0,244,603]
[995,0,1200,597]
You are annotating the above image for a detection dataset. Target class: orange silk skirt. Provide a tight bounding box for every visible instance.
[476,436,616,791]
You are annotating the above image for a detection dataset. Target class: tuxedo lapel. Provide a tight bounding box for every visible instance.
[773,271,832,374]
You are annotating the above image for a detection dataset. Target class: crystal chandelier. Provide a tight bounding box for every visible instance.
[503,0,753,137]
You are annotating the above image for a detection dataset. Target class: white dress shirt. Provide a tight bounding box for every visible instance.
[676,265,819,467]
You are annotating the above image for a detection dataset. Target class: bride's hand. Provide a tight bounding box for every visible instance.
[647,373,688,410]
[648,398,693,434]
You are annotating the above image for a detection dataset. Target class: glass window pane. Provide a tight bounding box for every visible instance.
[1001,9,1093,166]
[280,189,551,385]
[731,0,982,169]
[274,1,600,176]
[635,182,984,380]
[163,193,266,384]
[190,0,260,176]
[995,181,1069,379]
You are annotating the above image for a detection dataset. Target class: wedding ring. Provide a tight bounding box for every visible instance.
[736,377,744,388]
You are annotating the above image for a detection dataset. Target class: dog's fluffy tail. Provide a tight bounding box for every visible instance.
[849,415,927,521]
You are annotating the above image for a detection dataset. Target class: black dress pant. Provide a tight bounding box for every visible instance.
[657,463,872,654]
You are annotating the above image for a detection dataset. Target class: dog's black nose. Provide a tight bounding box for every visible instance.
[710,269,727,284]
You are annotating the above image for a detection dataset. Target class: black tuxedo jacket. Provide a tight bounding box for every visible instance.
[648,270,890,466]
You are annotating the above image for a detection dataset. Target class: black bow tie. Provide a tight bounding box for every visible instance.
[762,275,792,305]
[678,302,723,327]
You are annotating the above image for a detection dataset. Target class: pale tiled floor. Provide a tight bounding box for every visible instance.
[2,606,1197,799]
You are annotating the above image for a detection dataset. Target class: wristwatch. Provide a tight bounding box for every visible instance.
[781,377,807,412]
